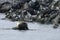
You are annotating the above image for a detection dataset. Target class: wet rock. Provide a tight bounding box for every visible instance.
[20,0,31,3]
[53,24,59,29]
[29,1,40,10]
[27,8,37,15]
[12,2,23,10]
[0,2,12,13]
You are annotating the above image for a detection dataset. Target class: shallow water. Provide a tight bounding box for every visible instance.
[0,13,60,40]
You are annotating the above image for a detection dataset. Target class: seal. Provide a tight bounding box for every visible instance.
[13,22,29,30]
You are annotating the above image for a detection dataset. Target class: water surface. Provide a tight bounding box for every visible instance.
[0,13,60,40]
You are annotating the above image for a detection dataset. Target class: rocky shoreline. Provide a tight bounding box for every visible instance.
[0,0,60,28]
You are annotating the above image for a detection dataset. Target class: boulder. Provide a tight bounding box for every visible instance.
[53,24,59,29]
[0,2,12,13]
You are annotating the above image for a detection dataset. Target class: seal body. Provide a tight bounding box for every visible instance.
[18,22,29,30]
[13,22,29,30]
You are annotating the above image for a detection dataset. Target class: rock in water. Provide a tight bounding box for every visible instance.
[53,24,59,29]
[13,22,29,30]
